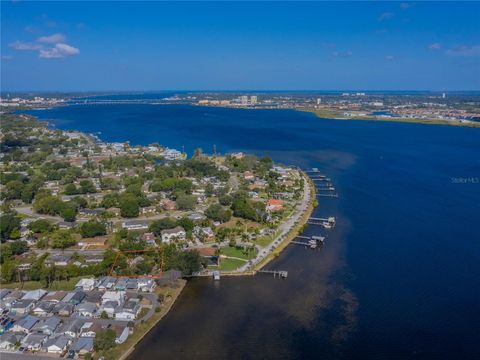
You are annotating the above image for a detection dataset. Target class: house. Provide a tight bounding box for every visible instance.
[161,226,186,244]
[21,333,47,351]
[1,290,23,308]
[44,334,70,354]
[84,254,104,264]
[101,301,118,318]
[70,337,94,355]
[31,316,61,335]
[12,315,39,333]
[121,220,149,231]
[42,291,67,303]
[137,277,156,292]
[10,299,35,315]
[193,226,215,242]
[21,289,47,301]
[113,324,130,344]
[197,247,219,266]
[32,301,56,317]
[57,221,76,230]
[115,298,140,321]
[75,278,96,291]
[101,291,125,306]
[140,206,157,215]
[142,232,156,246]
[266,199,284,212]
[0,289,10,300]
[78,236,107,248]
[97,276,117,291]
[52,302,74,317]
[66,291,86,305]
[58,318,84,338]
[114,278,128,291]
[243,171,255,181]
[0,332,24,351]
[188,212,207,221]
[46,254,71,267]
[160,198,177,211]
[79,322,95,337]
[75,302,98,318]
[84,290,103,304]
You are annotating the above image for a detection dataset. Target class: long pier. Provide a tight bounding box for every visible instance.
[257,270,288,278]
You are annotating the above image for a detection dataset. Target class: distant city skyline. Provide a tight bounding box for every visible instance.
[1,1,480,91]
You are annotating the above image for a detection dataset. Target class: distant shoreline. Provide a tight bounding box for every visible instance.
[300,108,480,128]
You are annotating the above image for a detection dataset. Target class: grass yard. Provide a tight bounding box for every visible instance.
[220,246,257,260]
[218,257,246,271]
[1,276,85,291]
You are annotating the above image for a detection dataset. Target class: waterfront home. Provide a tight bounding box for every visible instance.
[161,226,186,244]
[70,336,94,355]
[198,247,219,266]
[32,301,56,317]
[12,315,38,333]
[266,199,284,212]
[21,333,47,351]
[112,324,130,344]
[102,301,118,318]
[44,334,70,354]
[193,226,215,242]
[0,333,25,351]
[115,298,140,321]
[137,277,156,292]
[121,220,150,231]
[21,289,47,301]
[31,316,61,335]
[75,278,96,291]
[10,299,35,315]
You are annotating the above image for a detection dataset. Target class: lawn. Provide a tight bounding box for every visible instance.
[218,258,246,271]
[220,246,257,260]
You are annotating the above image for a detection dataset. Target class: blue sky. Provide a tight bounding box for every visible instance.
[1,1,479,91]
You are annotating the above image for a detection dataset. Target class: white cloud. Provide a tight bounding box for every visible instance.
[39,43,80,58]
[428,43,441,50]
[9,41,42,51]
[385,55,396,61]
[37,33,65,43]
[378,12,394,21]
[446,45,480,57]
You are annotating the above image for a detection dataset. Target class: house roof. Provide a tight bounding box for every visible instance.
[161,226,185,235]
[21,289,47,300]
[12,298,34,309]
[71,337,93,352]
[44,335,69,349]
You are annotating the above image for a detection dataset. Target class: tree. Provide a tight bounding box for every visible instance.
[94,329,116,351]
[64,183,79,195]
[28,219,53,233]
[149,218,177,235]
[10,240,28,255]
[0,214,21,242]
[176,194,197,210]
[79,180,96,194]
[60,203,77,222]
[80,221,107,238]
[219,194,233,206]
[119,193,139,218]
[51,230,76,249]
[205,204,232,223]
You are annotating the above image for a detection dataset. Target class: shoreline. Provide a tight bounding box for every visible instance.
[299,108,480,128]
[117,279,187,360]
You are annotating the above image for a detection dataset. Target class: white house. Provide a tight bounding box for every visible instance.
[161,226,186,244]
[75,278,96,291]
[101,291,125,306]
[44,335,70,354]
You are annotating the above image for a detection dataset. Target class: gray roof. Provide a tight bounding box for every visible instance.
[22,333,47,347]
[32,316,61,333]
[75,302,98,314]
[44,335,69,349]
[71,337,94,352]
[0,332,25,345]
[15,315,39,330]
[0,289,11,300]
[11,298,34,309]
[58,318,85,335]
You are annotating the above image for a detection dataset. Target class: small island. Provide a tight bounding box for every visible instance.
[0,113,316,359]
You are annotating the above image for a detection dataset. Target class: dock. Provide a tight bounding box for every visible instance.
[257,270,288,278]
[213,271,220,280]
[308,216,336,229]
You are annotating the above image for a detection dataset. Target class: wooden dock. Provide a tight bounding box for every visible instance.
[257,270,288,278]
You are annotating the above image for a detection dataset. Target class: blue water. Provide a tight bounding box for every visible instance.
[26,103,480,359]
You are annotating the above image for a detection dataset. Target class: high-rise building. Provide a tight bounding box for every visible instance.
[442,92,446,99]
[316,98,322,105]
[250,95,258,104]
[240,95,249,105]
